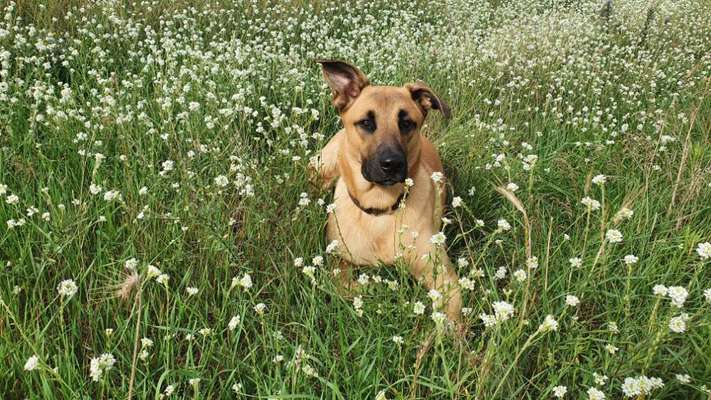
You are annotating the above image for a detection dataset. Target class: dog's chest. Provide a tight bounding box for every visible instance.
[326,180,433,266]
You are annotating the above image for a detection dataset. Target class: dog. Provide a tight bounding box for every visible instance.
[311,60,462,324]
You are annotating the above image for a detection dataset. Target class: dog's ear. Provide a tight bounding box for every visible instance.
[317,60,369,112]
[406,81,451,119]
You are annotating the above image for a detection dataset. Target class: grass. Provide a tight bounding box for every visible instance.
[1,0,710,398]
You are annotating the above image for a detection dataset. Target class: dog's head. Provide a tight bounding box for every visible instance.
[318,60,450,187]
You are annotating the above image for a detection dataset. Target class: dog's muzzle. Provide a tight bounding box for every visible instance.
[362,145,407,186]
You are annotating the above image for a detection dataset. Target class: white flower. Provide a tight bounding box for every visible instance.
[254,303,267,315]
[293,257,304,268]
[696,242,711,259]
[621,377,641,397]
[569,257,583,268]
[430,172,444,183]
[652,284,668,296]
[605,229,623,243]
[6,194,19,205]
[326,240,339,253]
[186,287,198,296]
[404,178,414,187]
[326,203,336,214]
[623,255,638,265]
[675,374,690,384]
[189,378,201,386]
[457,257,469,268]
[391,335,404,345]
[479,313,497,327]
[428,289,442,303]
[199,328,213,336]
[704,288,711,302]
[538,315,558,332]
[621,376,664,397]
[164,384,176,396]
[604,344,618,354]
[125,258,139,271]
[451,196,463,208]
[141,338,153,348]
[667,286,688,308]
[592,174,607,185]
[669,314,688,333]
[57,279,78,299]
[513,269,527,282]
[302,265,316,283]
[357,273,369,285]
[615,207,634,220]
[298,192,310,206]
[312,256,323,266]
[228,316,241,331]
[552,385,567,398]
[24,355,39,371]
[156,273,170,286]
[593,373,608,386]
[375,390,388,400]
[138,186,148,196]
[353,296,363,317]
[492,301,514,322]
[430,232,446,246]
[161,160,174,172]
[565,295,580,307]
[526,257,538,269]
[506,182,519,192]
[431,311,447,325]
[103,190,120,201]
[214,175,229,187]
[494,266,507,280]
[89,353,116,382]
[237,273,253,290]
[413,301,425,315]
[89,183,102,195]
[459,277,475,290]
[608,322,619,334]
[497,219,511,231]
[587,387,605,400]
[146,265,162,279]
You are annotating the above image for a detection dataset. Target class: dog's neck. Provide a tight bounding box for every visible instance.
[347,189,404,216]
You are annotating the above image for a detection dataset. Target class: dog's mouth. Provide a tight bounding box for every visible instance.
[377,178,403,186]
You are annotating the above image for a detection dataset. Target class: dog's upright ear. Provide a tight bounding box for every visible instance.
[317,60,369,113]
[406,81,451,119]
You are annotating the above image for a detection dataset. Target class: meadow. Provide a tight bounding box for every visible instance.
[1,0,710,398]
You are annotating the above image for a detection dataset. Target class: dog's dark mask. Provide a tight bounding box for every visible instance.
[361,143,407,186]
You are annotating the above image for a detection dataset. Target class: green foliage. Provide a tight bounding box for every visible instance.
[0,0,710,398]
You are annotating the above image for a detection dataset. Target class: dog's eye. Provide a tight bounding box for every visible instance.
[398,118,416,134]
[357,118,376,133]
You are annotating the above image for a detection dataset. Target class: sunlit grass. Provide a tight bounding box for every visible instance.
[1,0,710,398]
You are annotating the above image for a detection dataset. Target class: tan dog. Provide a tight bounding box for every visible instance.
[312,60,462,323]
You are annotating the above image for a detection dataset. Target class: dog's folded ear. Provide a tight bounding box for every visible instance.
[406,81,451,119]
[316,59,369,113]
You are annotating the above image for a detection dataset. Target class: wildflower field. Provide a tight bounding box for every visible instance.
[1,0,710,398]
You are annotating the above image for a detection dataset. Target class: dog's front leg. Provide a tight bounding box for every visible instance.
[309,129,344,189]
[409,243,462,323]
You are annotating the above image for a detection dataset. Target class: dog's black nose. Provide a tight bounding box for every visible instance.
[380,154,405,173]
